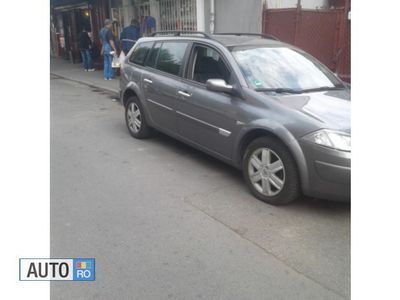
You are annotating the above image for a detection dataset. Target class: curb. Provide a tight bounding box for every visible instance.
[50,72,119,96]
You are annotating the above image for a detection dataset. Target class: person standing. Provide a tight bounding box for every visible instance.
[100,19,117,80]
[78,27,95,72]
[140,16,156,37]
[120,19,141,55]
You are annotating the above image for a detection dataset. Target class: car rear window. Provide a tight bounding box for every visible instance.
[129,42,154,66]
[154,42,188,76]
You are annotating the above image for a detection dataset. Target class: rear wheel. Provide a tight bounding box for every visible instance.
[243,136,300,205]
[125,96,152,139]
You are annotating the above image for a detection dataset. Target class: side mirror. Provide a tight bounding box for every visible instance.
[206,79,234,94]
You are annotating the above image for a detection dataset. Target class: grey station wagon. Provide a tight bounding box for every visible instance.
[119,31,350,205]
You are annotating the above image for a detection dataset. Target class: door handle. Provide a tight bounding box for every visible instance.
[143,78,153,84]
[178,90,192,98]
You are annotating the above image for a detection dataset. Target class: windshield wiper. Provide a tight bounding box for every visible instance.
[254,88,302,94]
[300,86,345,93]
[255,85,346,94]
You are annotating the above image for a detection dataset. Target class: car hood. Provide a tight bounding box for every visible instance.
[271,90,351,133]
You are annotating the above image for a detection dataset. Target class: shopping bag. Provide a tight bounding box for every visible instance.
[112,54,121,68]
[119,51,126,67]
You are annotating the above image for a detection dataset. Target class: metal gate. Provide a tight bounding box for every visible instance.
[263,4,351,82]
[159,0,197,31]
[139,2,151,17]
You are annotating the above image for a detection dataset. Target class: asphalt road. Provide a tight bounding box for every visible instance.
[50,76,350,300]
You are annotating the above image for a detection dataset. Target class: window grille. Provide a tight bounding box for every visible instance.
[159,0,197,31]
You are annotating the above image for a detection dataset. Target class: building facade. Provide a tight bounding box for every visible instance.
[50,0,346,79]
[50,0,110,63]
[50,0,266,64]
[112,0,263,34]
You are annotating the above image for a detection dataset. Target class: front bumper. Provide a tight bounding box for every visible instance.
[299,141,350,202]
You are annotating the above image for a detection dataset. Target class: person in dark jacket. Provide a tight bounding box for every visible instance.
[120,19,141,55]
[78,28,95,71]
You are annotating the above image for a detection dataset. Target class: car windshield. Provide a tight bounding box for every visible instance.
[231,46,343,92]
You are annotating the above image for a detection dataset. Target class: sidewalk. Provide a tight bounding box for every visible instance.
[50,57,119,95]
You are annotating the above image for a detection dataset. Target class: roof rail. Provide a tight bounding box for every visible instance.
[214,33,280,41]
[151,31,212,38]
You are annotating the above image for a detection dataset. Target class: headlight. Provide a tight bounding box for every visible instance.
[303,130,351,152]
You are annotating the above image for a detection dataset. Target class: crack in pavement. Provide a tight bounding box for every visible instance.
[183,188,347,300]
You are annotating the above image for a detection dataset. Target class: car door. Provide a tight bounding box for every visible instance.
[176,44,240,160]
[123,41,154,96]
[141,41,190,135]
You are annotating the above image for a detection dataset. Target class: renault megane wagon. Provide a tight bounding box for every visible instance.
[119,31,350,205]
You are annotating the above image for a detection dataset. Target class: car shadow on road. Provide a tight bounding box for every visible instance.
[120,122,350,214]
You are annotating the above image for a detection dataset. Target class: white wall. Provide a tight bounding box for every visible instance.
[211,0,263,33]
[196,0,206,31]
[266,0,329,9]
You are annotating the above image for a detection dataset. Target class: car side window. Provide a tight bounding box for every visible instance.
[155,42,189,76]
[190,45,231,84]
[145,42,161,68]
[129,42,154,66]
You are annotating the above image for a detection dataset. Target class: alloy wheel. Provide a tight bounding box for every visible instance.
[127,103,141,133]
[248,147,286,196]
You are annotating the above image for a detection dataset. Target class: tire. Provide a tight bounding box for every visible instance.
[125,96,152,139]
[243,136,300,205]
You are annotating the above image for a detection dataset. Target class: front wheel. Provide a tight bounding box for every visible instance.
[125,97,152,139]
[243,136,300,205]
